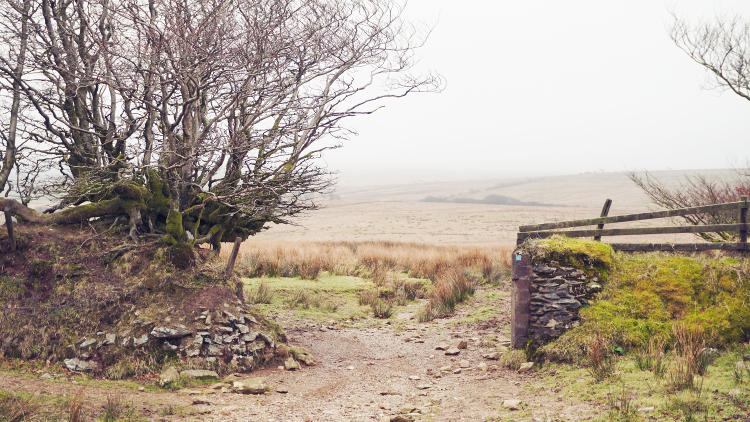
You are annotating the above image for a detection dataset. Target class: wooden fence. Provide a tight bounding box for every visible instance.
[516,196,750,251]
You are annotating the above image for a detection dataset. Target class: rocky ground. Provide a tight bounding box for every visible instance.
[0,286,605,422]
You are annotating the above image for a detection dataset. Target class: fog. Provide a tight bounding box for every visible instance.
[322,0,750,186]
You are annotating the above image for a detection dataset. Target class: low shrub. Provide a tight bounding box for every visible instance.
[372,299,395,319]
[247,280,275,304]
[498,349,527,370]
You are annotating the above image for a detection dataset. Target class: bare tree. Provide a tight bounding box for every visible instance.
[628,169,750,241]
[628,11,750,240]
[0,0,442,258]
[670,10,750,101]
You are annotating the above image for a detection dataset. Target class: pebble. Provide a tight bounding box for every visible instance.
[502,399,522,410]
[459,360,470,368]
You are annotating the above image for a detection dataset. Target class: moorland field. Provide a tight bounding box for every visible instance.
[1,170,749,422]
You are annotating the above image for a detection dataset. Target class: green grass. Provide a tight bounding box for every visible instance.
[242,274,425,323]
[494,346,750,422]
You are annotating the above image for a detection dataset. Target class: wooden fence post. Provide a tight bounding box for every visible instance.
[593,199,612,242]
[511,252,532,349]
[225,237,243,277]
[741,195,748,251]
[4,206,16,252]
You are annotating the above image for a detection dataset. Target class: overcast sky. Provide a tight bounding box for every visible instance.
[322,0,750,186]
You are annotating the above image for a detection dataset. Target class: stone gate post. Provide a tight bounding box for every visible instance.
[511,252,531,349]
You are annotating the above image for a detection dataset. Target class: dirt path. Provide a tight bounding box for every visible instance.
[0,290,601,421]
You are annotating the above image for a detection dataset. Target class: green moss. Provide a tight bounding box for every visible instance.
[146,170,171,215]
[544,251,750,361]
[166,209,184,242]
[529,235,614,278]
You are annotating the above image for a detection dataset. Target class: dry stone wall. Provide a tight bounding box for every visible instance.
[512,250,604,348]
[61,305,285,374]
[527,261,601,346]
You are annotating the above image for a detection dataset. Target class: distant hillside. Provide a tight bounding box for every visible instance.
[331,169,735,209]
[420,194,555,207]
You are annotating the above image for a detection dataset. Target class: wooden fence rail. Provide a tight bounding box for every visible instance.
[517,196,749,252]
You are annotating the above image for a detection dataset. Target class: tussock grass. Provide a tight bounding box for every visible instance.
[228,241,512,320]
[224,240,512,283]
[587,333,618,382]
[246,280,275,304]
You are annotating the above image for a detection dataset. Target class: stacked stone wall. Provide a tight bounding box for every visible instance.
[527,261,601,346]
[512,250,604,349]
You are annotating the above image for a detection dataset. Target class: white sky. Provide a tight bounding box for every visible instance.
[322,0,750,186]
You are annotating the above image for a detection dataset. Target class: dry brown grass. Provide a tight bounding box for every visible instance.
[223,240,512,282]
[223,240,512,320]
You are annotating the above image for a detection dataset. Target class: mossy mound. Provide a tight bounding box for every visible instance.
[522,235,614,279]
[0,224,288,378]
[540,246,750,361]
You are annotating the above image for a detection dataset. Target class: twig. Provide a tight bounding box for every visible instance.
[73,216,121,256]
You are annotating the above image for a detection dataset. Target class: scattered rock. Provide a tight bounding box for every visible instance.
[159,366,180,387]
[408,375,420,380]
[63,358,98,372]
[435,343,449,351]
[138,387,145,392]
[637,407,655,412]
[452,340,468,349]
[416,384,431,390]
[151,327,192,339]
[502,399,522,410]
[478,362,489,372]
[40,373,53,380]
[133,334,148,347]
[459,360,470,368]
[482,352,501,360]
[192,398,210,405]
[452,368,462,374]
[347,365,355,370]
[737,361,749,372]
[445,347,460,356]
[233,378,267,394]
[289,346,315,366]
[223,374,240,382]
[180,370,219,380]
[439,365,452,372]
[728,389,741,397]
[104,333,117,345]
[79,339,96,349]
[518,362,534,372]
[276,386,288,393]
[497,336,511,347]
[284,357,301,371]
